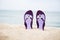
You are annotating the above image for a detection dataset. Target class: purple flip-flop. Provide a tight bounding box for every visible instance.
[24,10,33,29]
[36,10,46,30]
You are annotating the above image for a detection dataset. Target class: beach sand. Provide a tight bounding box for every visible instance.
[0,23,60,40]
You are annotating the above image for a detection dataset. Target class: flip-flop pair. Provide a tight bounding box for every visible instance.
[24,10,46,30]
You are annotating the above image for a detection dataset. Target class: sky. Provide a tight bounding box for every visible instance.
[0,0,60,11]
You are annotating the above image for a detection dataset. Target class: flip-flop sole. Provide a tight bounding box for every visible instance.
[36,10,46,30]
[24,10,33,29]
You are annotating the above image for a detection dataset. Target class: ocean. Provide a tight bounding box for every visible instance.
[0,10,60,27]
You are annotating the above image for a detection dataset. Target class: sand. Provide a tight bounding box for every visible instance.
[0,23,60,40]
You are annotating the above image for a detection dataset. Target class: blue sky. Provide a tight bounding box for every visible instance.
[0,0,60,11]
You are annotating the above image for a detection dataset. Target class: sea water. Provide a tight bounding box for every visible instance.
[0,10,60,27]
